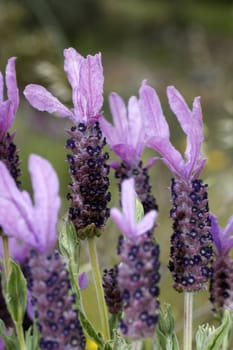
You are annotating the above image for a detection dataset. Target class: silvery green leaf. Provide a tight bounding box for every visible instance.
[110,330,131,350]
[157,303,180,350]
[58,216,80,265]
[5,260,27,324]
[196,308,232,350]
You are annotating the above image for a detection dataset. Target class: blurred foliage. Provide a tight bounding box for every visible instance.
[0,0,233,344]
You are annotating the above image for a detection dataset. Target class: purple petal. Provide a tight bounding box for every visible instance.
[210,214,222,253]
[78,272,89,290]
[110,208,129,236]
[6,57,19,115]
[150,137,185,178]
[24,84,73,119]
[0,72,3,103]
[112,144,137,165]
[64,48,83,93]
[121,178,136,231]
[108,92,128,137]
[167,86,204,178]
[167,86,192,136]
[0,101,12,138]
[29,154,60,252]
[128,96,145,158]
[136,210,157,237]
[0,197,36,247]
[223,215,233,239]
[0,162,36,246]
[144,157,159,169]
[0,237,30,264]
[139,82,169,139]
[99,116,118,147]
[78,53,104,118]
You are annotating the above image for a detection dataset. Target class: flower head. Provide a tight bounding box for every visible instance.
[210,214,233,255]
[0,154,60,254]
[27,250,86,350]
[0,57,19,139]
[110,178,157,241]
[209,214,233,311]
[100,87,156,167]
[24,48,103,124]
[140,82,206,180]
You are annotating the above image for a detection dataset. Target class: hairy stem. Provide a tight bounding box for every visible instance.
[183,292,193,350]
[15,322,26,350]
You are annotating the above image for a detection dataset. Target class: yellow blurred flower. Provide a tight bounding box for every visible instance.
[85,339,98,350]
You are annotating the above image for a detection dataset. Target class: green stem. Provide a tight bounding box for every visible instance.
[1,234,11,278]
[15,322,26,350]
[87,236,110,340]
[183,292,193,350]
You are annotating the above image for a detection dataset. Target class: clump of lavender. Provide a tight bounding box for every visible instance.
[111,179,160,339]
[209,214,233,313]
[27,249,86,350]
[0,57,20,187]
[141,83,213,292]
[24,48,110,239]
[103,266,122,314]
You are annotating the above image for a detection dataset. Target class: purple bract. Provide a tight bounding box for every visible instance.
[24,48,103,124]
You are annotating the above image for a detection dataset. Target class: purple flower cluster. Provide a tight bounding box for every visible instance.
[209,214,233,312]
[138,83,213,292]
[27,250,86,350]
[0,48,227,346]
[0,57,21,187]
[24,49,110,238]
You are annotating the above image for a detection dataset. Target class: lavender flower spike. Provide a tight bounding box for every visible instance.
[24,48,103,124]
[111,178,157,241]
[111,179,160,339]
[209,214,233,311]
[0,57,19,139]
[0,154,60,254]
[141,83,212,292]
[100,90,155,167]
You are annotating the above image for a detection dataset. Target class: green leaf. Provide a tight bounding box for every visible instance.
[0,319,19,350]
[25,321,40,350]
[4,260,27,324]
[110,329,131,350]
[157,303,180,350]
[58,216,80,265]
[135,197,144,222]
[196,308,233,350]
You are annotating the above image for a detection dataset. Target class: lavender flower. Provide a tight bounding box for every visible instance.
[27,249,86,350]
[111,179,160,339]
[103,266,122,314]
[140,83,213,292]
[24,48,110,237]
[24,48,103,124]
[0,57,21,187]
[0,154,60,255]
[209,214,233,312]
[100,87,158,213]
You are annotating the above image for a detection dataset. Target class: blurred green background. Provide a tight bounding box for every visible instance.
[1,0,233,345]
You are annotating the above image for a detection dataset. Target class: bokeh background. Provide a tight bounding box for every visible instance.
[1,0,233,345]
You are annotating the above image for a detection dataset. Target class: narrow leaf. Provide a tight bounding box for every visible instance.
[5,260,27,324]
